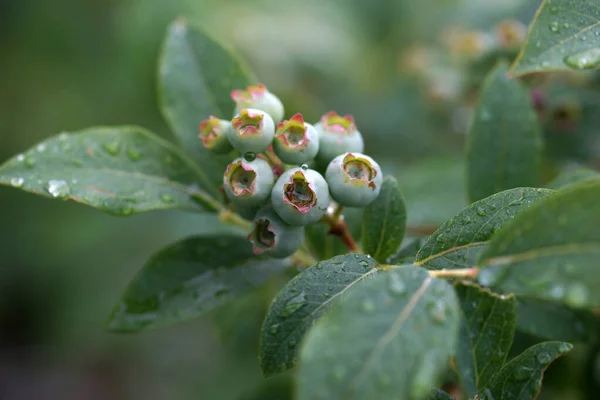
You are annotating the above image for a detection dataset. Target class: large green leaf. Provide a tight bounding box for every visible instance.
[478,183,600,308]
[455,283,516,398]
[259,254,378,376]
[478,341,573,399]
[106,235,287,332]
[466,63,543,203]
[516,297,598,343]
[158,19,256,187]
[362,176,407,263]
[0,126,219,216]
[511,0,600,76]
[298,265,460,400]
[415,188,553,270]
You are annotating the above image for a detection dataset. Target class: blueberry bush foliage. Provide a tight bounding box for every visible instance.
[3,1,600,399]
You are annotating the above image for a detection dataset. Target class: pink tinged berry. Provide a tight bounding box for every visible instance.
[273,114,320,165]
[223,157,274,207]
[247,206,304,258]
[231,84,285,123]
[325,152,383,207]
[271,167,330,226]
[314,111,364,165]
[229,108,275,154]
[198,116,233,154]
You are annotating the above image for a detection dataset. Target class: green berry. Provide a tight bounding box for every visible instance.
[314,111,364,165]
[325,152,383,207]
[271,166,330,226]
[273,113,319,165]
[248,206,304,258]
[198,116,233,154]
[229,109,275,154]
[224,157,274,206]
[231,84,285,123]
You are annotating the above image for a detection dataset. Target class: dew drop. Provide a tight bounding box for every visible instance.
[476,207,486,217]
[36,143,47,153]
[127,147,143,160]
[361,299,376,313]
[16,154,25,162]
[559,343,572,353]
[160,193,176,204]
[244,152,256,162]
[315,263,323,270]
[388,272,406,296]
[301,164,309,170]
[103,141,121,156]
[536,352,552,364]
[563,48,600,70]
[549,284,565,300]
[478,267,503,287]
[120,207,133,216]
[282,291,307,317]
[428,300,447,323]
[47,179,70,198]
[513,366,533,381]
[270,324,279,335]
[25,157,35,168]
[9,177,24,188]
[462,215,471,225]
[359,260,370,269]
[548,21,559,33]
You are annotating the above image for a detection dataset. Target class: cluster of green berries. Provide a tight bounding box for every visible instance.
[199,84,383,259]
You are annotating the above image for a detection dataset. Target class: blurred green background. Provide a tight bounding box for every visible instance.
[1,0,599,399]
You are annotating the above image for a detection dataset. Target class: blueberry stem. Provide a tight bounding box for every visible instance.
[321,212,362,253]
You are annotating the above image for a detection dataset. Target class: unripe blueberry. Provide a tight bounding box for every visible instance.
[325,152,383,207]
[231,84,285,123]
[248,206,304,258]
[198,116,233,154]
[314,111,364,165]
[223,157,274,207]
[271,167,330,226]
[229,109,275,154]
[273,114,319,165]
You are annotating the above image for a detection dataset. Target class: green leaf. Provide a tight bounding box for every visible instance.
[454,282,516,398]
[548,167,600,189]
[478,341,573,400]
[388,237,429,265]
[158,19,256,188]
[259,254,378,377]
[396,157,466,227]
[107,235,287,332]
[516,297,598,343]
[297,265,460,400]
[510,0,600,76]
[415,188,553,270]
[478,183,600,308]
[0,126,219,216]
[466,63,543,203]
[362,176,408,263]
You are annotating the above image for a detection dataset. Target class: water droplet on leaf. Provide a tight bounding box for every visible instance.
[282,291,307,317]
[563,48,600,70]
[16,154,25,162]
[36,143,47,153]
[476,207,486,217]
[388,272,406,296]
[127,147,143,160]
[514,366,533,381]
[103,141,121,155]
[270,324,279,335]
[548,21,560,33]
[10,177,24,188]
[536,352,552,364]
[47,179,70,198]
[361,299,375,313]
[160,193,176,204]
[565,283,589,307]
[478,267,503,287]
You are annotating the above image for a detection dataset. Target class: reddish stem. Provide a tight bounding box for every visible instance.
[322,213,361,253]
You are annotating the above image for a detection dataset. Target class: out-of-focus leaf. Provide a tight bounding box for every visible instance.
[416,188,553,270]
[259,254,378,376]
[455,283,516,397]
[362,176,407,263]
[548,167,600,189]
[478,183,600,308]
[298,265,460,400]
[466,62,542,203]
[158,19,256,188]
[511,0,600,76]
[0,126,220,215]
[107,235,286,332]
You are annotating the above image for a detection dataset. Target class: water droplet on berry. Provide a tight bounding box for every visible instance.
[244,152,256,162]
[301,164,308,170]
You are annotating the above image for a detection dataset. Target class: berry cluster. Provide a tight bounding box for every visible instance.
[199,84,383,259]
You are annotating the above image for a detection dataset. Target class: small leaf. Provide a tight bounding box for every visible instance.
[362,176,408,263]
[416,188,553,270]
[0,126,219,216]
[478,183,600,308]
[517,297,598,343]
[548,167,600,189]
[466,63,543,203]
[259,254,378,377]
[158,19,256,188]
[510,0,600,76]
[454,282,516,397]
[478,341,573,400]
[298,265,460,400]
[107,235,287,332]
